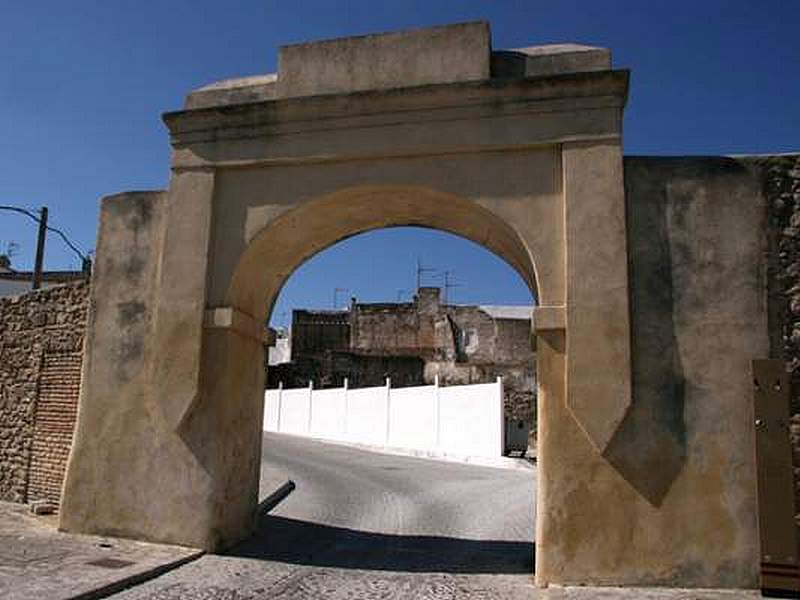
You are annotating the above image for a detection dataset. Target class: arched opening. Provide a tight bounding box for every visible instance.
[58,21,694,584]
[224,185,539,324]
[218,186,541,580]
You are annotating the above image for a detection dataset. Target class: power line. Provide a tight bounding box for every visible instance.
[0,205,90,262]
[1,204,91,290]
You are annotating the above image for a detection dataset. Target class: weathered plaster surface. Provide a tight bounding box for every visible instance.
[491,44,610,80]
[538,156,766,587]
[58,22,771,591]
[563,141,632,453]
[59,191,221,545]
[277,21,490,98]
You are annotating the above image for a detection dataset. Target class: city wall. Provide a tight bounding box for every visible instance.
[763,155,800,534]
[0,155,796,587]
[1,20,797,587]
[0,283,88,507]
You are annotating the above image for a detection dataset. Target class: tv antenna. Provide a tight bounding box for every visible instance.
[333,287,349,309]
[3,241,20,258]
[416,257,437,290]
[442,270,464,304]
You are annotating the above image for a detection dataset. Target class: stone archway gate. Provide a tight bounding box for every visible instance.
[59,22,763,590]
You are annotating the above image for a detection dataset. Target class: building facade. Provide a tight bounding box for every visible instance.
[267,287,536,439]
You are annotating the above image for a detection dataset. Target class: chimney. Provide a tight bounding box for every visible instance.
[415,287,441,314]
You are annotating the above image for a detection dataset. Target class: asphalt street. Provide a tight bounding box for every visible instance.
[108,432,538,599]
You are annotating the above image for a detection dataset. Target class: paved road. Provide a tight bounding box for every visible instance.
[109,433,538,599]
[0,501,200,600]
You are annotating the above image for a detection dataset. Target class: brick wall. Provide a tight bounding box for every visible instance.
[0,282,88,507]
[27,352,83,504]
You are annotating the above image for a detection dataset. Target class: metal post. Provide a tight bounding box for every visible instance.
[385,377,392,444]
[434,374,441,450]
[307,380,314,435]
[276,381,283,433]
[333,287,348,309]
[32,206,47,290]
[497,376,505,457]
[342,377,349,439]
[81,256,92,278]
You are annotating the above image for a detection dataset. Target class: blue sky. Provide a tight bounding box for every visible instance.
[1,1,797,324]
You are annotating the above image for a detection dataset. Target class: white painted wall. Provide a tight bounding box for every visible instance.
[439,382,503,457]
[309,387,346,439]
[267,337,291,365]
[264,378,504,458]
[345,385,388,446]
[388,385,437,451]
[277,385,312,435]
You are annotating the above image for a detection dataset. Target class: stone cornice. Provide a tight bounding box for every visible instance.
[163,70,629,146]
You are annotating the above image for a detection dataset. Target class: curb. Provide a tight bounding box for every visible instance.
[258,480,296,515]
[68,549,205,600]
[344,443,536,471]
[67,479,297,599]
[265,431,535,472]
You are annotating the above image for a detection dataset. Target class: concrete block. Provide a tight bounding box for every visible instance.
[532,305,565,332]
[491,44,610,79]
[277,21,491,98]
[185,74,277,109]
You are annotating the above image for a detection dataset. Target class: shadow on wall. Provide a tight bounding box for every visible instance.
[602,158,692,506]
[607,156,759,506]
[228,514,535,575]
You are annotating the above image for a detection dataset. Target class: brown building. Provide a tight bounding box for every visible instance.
[290,309,350,357]
[267,287,536,432]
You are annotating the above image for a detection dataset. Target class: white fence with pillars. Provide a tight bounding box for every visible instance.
[264,377,505,458]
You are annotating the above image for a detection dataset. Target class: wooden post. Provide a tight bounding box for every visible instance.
[32,206,48,290]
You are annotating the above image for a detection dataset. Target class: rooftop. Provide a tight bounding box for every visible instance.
[185,21,611,109]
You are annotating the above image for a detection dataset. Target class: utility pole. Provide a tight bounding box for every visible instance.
[0,205,89,284]
[32,206,48,290]
[81,256,92,276]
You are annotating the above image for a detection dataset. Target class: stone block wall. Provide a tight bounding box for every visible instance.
[291,309,350,357]
[764,154,800,528]
[351,301,435,356]
[0,282,88,506]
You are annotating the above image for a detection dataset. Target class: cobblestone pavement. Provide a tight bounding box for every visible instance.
[107,558,537,599]
[0,501,200,600]
[109,433,537,599]
[106,435,761,599]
